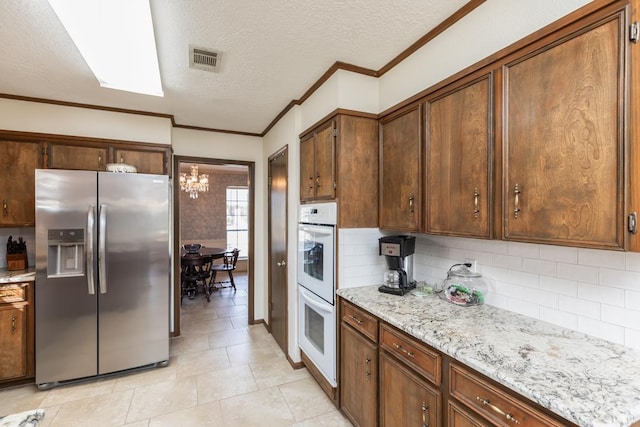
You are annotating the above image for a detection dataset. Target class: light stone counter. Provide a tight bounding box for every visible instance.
[0,267,35,284]
[337,285,640,427]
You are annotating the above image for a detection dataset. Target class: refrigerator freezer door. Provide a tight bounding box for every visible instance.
[35,170,99,384]
[97,172,170,374]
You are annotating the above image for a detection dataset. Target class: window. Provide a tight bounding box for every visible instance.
[226,187,248,256]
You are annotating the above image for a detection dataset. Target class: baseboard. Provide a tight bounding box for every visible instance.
[300,350,338,407]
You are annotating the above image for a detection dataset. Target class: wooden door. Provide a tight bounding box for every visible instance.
[114,148,166,175]
[47,143,107,171]
[314,121,335,200]
[379,351,441,427]
[0,141,40,226]
[300,135,315,201]
[426,75,492,238]
[504,13,625,249]
[268,148,288,354]
[0,304,26,381]
[340,323,378,427]
[380,105,422,231]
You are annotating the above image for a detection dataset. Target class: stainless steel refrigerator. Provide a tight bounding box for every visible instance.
[35,169,170,388]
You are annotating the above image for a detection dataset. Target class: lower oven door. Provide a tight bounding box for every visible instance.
[298,286,336,387]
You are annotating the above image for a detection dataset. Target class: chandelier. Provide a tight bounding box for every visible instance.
[179,165,209,199]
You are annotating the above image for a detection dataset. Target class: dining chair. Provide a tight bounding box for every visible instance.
[181,255,213,302]
[210,248,240,291]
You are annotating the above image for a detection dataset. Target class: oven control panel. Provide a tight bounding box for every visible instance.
[299,202,337,225]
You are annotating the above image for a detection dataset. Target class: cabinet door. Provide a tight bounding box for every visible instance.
[300,135,316,201]
[448,401,486,427]
[380,351,441,427]
[0,141,40,226]
[380,105,422,231]
[0,304,26,381]
[340,323,378,427]
[114,148,166,175]
[314,121,335,200]
[504,13,625,249]
[427,75,492,238]
[48,143,107,171]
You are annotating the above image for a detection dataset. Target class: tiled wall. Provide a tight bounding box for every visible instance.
[338,229,640,350]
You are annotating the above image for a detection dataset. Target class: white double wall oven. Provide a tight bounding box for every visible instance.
[297,202,337,388]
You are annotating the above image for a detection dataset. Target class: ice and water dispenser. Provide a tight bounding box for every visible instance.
[47,229,85,277]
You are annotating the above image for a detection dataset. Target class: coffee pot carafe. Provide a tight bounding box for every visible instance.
[378,235,416,295]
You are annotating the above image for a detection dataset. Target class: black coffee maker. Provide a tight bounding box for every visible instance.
[378,235,416,295]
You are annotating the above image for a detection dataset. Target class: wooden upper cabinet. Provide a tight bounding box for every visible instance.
[334,115,378,228]
[114,148,166,175]
[300,120,335,202]
[425,74,492,238]
[47,143,107,171]
[380,104,422,232]
[503,10,626,249]
[300,135,316,201]
[300,114,378,227]
[0,141,40,226]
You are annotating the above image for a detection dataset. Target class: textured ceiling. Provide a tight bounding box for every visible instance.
[0,0,470,135]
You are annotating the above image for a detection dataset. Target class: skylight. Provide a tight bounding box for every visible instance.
[47,0,164,97]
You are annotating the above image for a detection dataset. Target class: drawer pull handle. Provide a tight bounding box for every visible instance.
[11,316,16,333]
[393,342,415,358]
[349,315,363,325]
[422,401,429,427]
[2,200,7,217]
[476,396,521,424]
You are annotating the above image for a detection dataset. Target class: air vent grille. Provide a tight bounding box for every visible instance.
[189,45,222,72]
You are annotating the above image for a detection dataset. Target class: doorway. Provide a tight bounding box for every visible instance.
[268,146,288,354]
[173,155,255,336]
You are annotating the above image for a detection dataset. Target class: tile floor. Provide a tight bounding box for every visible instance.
[0,273,352,426]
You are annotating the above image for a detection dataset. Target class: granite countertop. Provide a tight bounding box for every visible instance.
[337,285,640,427]
[0,267,36,284]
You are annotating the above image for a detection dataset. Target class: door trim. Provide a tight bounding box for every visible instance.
[172,155,255,336]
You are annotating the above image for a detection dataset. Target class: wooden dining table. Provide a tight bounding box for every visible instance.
[180,247,227,259]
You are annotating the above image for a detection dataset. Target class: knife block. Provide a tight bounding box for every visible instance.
[6,253,28,271]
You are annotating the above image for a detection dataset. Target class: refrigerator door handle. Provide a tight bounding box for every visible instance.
[98,204,107,294]
[86,205,96,295]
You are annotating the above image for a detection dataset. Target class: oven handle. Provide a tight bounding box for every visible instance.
[299,224,334,236]
[300,288,334,313]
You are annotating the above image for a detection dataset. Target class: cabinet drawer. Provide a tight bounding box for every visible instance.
[450,363,566,427]
[379,323,441,386]
[341,300,378,342]
[0,285,26,303]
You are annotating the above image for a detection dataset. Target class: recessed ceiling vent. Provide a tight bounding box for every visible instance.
[189,45,222,72]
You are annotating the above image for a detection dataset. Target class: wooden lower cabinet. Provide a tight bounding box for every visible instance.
[340,322,378,427]
[338,298,576,427]
[0,282,34,385]
[380,350,441,427]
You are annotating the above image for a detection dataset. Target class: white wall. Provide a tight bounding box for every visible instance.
[0,98,172,144]
[172,128,266,322]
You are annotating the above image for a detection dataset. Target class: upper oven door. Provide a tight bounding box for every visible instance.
[297,223,334,303]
